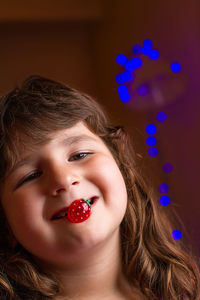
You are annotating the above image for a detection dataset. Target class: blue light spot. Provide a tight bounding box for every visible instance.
[172,230,182,240]
[116,54,127,65]
[159,183,169,193]
[116,72,132,84]
[148,147,158,157]
[117,85,128,95]
[141,46,151,55]
[143,39,153,48]
[137,84,148,96]
[132,44,142,54]
[125,57,142,71]
[146,124,157,135]
[134,57,142,68]
[160,195,170,206]
[171,62,181,73]
[115,74,124,84]
[121,71,132,82]
[120,92,130,103]
[146,136,157,146]
[163,163,173,173]
[149,49,159,60]
[157,112,167,122]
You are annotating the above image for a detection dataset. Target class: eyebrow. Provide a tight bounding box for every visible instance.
[8,134,98,176]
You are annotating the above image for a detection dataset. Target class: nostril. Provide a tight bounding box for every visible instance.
[56,187,66,193]
[72,181,79,185]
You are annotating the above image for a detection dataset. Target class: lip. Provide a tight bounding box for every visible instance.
[51,196,99,221]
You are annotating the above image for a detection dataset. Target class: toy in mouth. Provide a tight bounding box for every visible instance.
[67,198,93,223]
[51,197,98,223]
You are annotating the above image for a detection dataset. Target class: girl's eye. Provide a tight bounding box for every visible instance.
[69,152,92,161]
[17,171,42,188]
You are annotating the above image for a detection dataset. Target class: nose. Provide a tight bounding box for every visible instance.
[46,162,80,196]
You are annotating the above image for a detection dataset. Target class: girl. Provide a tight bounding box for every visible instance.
[0,75,199,300]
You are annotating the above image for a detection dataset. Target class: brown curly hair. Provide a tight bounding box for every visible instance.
[0,75,199,299]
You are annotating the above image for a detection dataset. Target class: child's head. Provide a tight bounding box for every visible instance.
[0,75,136,252]
[0,75,199,300]
[0,75,140,298]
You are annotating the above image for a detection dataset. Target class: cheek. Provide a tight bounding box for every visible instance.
[88,155,128,205]
[2,192,42,238]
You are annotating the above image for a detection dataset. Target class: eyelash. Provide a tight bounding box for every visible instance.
[16,152,92,188]
[69,152,92,161]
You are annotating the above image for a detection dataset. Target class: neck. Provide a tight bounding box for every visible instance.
[49,230,133,299]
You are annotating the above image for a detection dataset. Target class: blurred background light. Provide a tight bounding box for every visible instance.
[132,44,142,54]
[146,136,157,146]
[146,124,157,134]
[120,92,130,102]
[121,71,132,82]
[159,183,169,193]
[172,230,182,240]
[149,49,160,60]
[117,84,128,94]
[115,74,124,84]
[141,46,151,55]
[116,54,127,65]
[115,71,133,84]
[125,57,142,71]
[170,62,181,73]
[157,112,167,122]
[160,195,170,206]
[163,163,173,173]
[148,147,158,157]
[143,38,153,48]
[137,84,149,96]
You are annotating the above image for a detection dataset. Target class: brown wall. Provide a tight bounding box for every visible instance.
[0,0,199,253]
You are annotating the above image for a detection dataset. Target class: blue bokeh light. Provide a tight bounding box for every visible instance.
[115,74,124,84]
[143,39,153,48]
[163,163,173,173]
[159,183,169,193]
[149,49,159,60]
[170,62,181,73]
[148,147,158,157]
[137,84,148,96]
[172,230,182,240]
[146,136,157,146]
[141,46,151,55]
[120,92,130,103]
[146,124,157,135]
[117,85,128,94]
[132,44,142,54]
[157,112,167,122]
[117,85,130,102]
[125,57,142,71]
[115,71,132,84]
[160,195,170,206]
[121,71,132,82]
[116,54,127,65]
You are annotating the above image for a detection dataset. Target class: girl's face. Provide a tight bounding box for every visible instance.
[1,121,128,269]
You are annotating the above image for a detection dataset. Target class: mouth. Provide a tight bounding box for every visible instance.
[51,196,99,221]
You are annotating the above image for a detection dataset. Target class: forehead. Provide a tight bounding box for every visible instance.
[43,121,98,145]
[16,121,98,151]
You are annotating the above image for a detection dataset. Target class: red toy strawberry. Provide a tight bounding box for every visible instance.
[67,199,91,223]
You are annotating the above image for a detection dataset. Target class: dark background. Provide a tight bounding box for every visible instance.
[0,0,199,255]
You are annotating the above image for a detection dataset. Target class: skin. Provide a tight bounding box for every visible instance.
[1,121,139,299]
